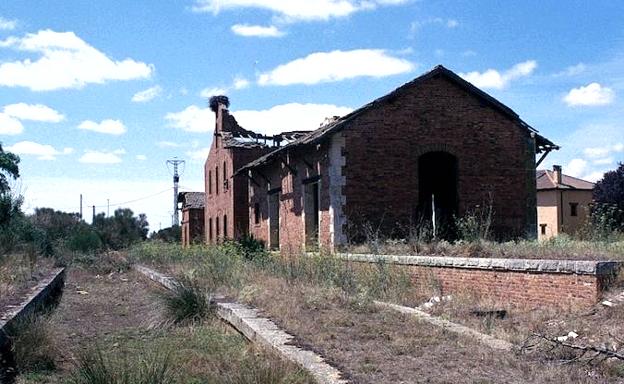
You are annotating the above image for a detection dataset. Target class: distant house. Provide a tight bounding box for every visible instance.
[536,165,594,239]
[178,192,205,247]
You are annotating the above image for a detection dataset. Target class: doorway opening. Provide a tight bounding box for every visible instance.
[268,189,280,250]
[304,180,320,250]
[418,151,458,239]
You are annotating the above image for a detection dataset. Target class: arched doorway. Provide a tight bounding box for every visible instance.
[418,151,458,239]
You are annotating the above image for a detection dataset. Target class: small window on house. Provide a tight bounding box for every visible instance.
[254,202,260,224]
[208,171,212,195]
[540,224,547,235]
[223,215,227,238]
[215,166,219,195]
[570,203,578,217]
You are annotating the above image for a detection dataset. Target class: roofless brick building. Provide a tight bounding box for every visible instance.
[204,65,558,252]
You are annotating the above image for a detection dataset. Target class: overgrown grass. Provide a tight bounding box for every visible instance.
[5,313,57,375]
[70,346,176,384]
[347,235,624,260]
[160,275,215,324]
[69,324,314,384]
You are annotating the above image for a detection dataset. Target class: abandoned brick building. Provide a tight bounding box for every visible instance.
[178,192,205,247]
[203,100,308,243]
[204,65,557,252]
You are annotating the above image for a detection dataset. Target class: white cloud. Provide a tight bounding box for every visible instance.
[0,113,24,135]
[459,60,537,90]
[584,146,611,158]
[165,105,214,133]
[157,141,183,148]
[136,154,147,161]
[166,102,353,135]
[553,63,586,77]
[200,77,250,98]
[563,83,615,106]
[0,17,17,31]
[565,158,588,178]
[583,171,605,183]
[235,103,354,134]
[186,147,210,161]
[0,29,153,91]
[79,149,124,164]
[446,19,459,28]
[3,103,64,122]
[6,140,73,160]
[78,119,127,135]
[193,0,408,22]
[592,157,613,165]
[258,49,414,86]
[200,87,228,98]
[233,77,250,90]
[131,85,162,102]
[231,24,285,37]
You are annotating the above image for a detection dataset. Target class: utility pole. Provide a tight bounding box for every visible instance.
[166,159,185,227]
[107,199,110,217]
[80,194,83,220]
[92,205,95,224]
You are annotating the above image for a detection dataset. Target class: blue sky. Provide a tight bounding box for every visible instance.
[0,1,623,229]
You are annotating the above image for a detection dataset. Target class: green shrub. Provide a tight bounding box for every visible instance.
[67,226,103,253]
[234,235,266,261]
[161,275,214,324]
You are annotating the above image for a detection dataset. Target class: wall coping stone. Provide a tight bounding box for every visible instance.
[135,264,348,384]
[334,253,621,276]
[0,268,65,349]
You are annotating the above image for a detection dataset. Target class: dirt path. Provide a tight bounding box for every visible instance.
[28,267,164,381]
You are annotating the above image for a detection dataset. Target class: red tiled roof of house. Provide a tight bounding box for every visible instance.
[536,170,595,190]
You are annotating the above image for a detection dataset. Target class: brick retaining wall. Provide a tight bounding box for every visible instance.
[339,254,621,309]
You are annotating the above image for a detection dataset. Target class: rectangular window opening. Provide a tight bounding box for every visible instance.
[540,224,547,235]
[254,202,260,225]
[570,203,578,217]
[223,214,227,239]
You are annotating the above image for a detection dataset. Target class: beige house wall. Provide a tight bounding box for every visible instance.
[537,189,593,240]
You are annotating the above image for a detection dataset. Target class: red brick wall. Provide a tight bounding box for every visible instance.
[406,265,600,309]
[248,146,334,252]
[204,106,273,243]
[341,75,536,239]
[248,73,539,251]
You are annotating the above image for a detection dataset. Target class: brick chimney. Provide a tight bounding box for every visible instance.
[553,165,562,185]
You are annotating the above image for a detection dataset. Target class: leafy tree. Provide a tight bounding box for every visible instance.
[94,208,149,250]
[0,143,21,254]
[0,142,19,195]
[591,162,624,232]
